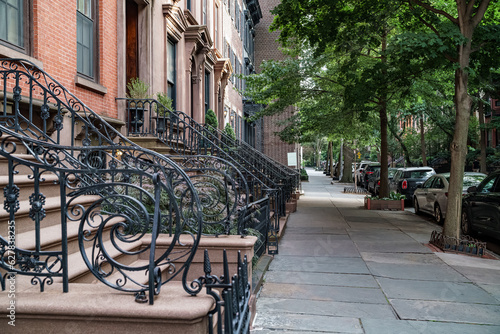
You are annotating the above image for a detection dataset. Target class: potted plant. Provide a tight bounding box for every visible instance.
[126,78,150,132]
[364,192,405,211]
[155,92,173,133]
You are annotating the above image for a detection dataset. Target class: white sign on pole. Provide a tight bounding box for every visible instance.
[287,152,297,167]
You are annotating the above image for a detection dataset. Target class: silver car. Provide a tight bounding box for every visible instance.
[413,172,487,223]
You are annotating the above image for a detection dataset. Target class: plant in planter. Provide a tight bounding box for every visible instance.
[126,78,150,132]
[155,92,173,133]
[364,192,406,210]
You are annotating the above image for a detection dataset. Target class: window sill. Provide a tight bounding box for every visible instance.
[75,75,108,95]
[0,45,43,69]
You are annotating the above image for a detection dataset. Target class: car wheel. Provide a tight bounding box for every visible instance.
[434,204,443,224]
[461,210,472,235]
[414,198,421,215]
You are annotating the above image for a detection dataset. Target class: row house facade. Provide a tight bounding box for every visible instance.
[0,0,261,142]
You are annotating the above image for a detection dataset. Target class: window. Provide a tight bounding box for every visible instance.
[167,39,176,109]
[215,6,218,49]
[478,175,497,193]
[235,3,239,32]
[205,71,210,113]
[77,0,97,79]
[203,0,207,25]
[0,0,29,52]
[187,0,191,11]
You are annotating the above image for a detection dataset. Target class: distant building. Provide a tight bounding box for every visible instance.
[253,0,301,167]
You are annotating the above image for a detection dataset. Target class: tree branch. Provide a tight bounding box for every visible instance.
[408,0,459,23]
[471,0,491,28]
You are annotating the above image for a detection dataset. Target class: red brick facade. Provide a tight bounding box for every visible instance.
[0,1,119,119]
[254,0,300,167]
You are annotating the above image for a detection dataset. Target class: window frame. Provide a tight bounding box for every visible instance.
[167,38,177,110]
[204,70,210,113]
[76,0,99,81]
[0,0,31,55]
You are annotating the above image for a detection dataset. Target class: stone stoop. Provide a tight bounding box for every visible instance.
[143,234,258,284]
[0,281,215,333]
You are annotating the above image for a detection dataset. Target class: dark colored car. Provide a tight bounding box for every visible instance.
[389,167,436,202]
[362,163,381,189]
[461,171,500,241]
[368,167,399,196]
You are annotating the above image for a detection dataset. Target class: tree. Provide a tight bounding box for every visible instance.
[400,0,497,238]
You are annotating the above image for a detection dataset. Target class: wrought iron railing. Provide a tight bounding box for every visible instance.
[121,98,287,254]
[191,249,251,334]
[0,57,252,334]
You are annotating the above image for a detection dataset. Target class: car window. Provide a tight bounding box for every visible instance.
[388,169,397,178]
[433,177,444,189]
[493,176,500,192]
[405,170,434,178]
[478,175,497,193]
[423,177,435,189]
[462,174,487,187]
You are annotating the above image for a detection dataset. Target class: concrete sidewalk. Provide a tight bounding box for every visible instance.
[252,168,500,333]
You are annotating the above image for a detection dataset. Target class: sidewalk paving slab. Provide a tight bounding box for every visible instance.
[268,256,368,273]
[260,282,389,304]
[390,299,500,325]
[361,319,500,334]
[264,271,380,288]
[376,277,499,304]
[255,298,397,320]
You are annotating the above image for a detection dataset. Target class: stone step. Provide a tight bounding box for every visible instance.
[66,237,144,283]
[15,215,124,255]
[0,194,101,234]
[0,173,63,202]
[0,154,42,176]
[0,280,215,333]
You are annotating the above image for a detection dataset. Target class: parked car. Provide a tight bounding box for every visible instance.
[354,161,372,184]
[389,167,436,202]
[414,172,487,224]
[461,170,500,241]
[368,167,398,196]
[362,163,381,189]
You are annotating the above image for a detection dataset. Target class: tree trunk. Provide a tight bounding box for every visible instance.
[378,28,390,198]
[340,142,353,183]
[478,97,487,173]
[420,114,427,166]
[444,21,474,239]
[329,141,334,176]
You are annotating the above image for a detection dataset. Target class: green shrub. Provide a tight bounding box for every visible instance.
[300,168,308,181]
[224,123,236,140]
[205,109,218,129]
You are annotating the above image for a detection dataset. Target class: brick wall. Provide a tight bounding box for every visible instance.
[33,0,118,118]
[254,0,298,166]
